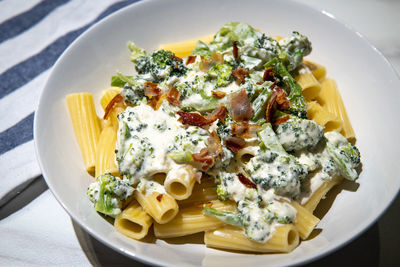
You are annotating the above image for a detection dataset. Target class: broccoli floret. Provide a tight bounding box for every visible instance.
[279,31,312,71]
[87,173,134,217]
[135,50,188,82]
[128,41,146,62]
[208,63,233,87]
[275,116,324,152]
[324,132,361,181]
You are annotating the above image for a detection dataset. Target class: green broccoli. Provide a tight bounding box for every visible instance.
[325,132,361,181]
[208,63,233,87]
[275,115,324,152]
[87,173,134,217]
[203,206,243,227]
[135,50,188,81]
[128,41,146,62]
[264,58,307,118]
[279,31,312,71]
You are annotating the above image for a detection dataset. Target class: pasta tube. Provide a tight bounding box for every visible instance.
[164,164,196,200]
[66,93,101,175]
[303,176,343,212]
[114,200,153,240]
[95,125,119,177]
[134,190,178,224]
[296,68,321,101]
[205,224,299,253]
[291,201,320,240]
[154,200,236,238]
[318,78,355,140]
[158,34,214,58]
[307,101,343,133]
[177,178,218,207]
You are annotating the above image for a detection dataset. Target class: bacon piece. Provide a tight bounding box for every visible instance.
[192,148,214,171]
[103,94,124,119]
[232,41,239,60]
[237,173,257,189]
[208,131,223,158]
[148,94,165,110]
[265,85,291,122]
[192,131,222,171]
[170,55,183,62]
[166,87,181,106]
[232,68,248,85]
[227,89,253,121]
[274,85,290,110]
[177,104,226,126]
[273,115,290,125]
[263,67,275,82]
[206,104,226,123]
[177,111,209,126]
[211,90,227,99]
[144,81,161,98]
[186,55,197,65]
[231,122,261,138]
[225,136,246,153]
[156,194,163,202]
[265,92,277,123]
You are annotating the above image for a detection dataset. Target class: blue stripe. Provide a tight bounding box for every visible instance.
[0,113,34,155]
[0,0,70,43]
[0,0,138,100]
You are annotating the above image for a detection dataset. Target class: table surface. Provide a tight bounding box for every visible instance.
[1,0,399,266]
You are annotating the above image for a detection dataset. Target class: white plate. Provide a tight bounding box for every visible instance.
[34,0,400,266]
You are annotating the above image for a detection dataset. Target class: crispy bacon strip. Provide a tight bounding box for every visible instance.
[144,81,161,98]
[170,55,183,62]
[263,67,275,82]
[225,136,246,153]
[265,92,277,123]
[237,173,257,189]
[206,104,226,123]
[103,94,124,119]
[211,90,226,99]
[186,55,197,65]
[177,104,226,126]
[156,194,163,202]
[274,85,290,110]
[166,87,181,106]
[192,148,214,171]
[149,94,165,111]
[231,122,261,138]
[227,89,253,121]
[273,115,290,125]
[232,68,248,85]
[177,111,209,126]
[208,131,223,158]
[192,131,222,171]
[232,41,239,60]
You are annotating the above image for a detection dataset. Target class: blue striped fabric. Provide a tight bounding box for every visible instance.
[0,0,139,203]
[0,0,70,43]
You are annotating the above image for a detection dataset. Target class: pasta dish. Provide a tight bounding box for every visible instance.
[66,22,360,253]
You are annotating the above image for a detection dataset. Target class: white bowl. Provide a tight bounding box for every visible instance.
[34,0,400,266]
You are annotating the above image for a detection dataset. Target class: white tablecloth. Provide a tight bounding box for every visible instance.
[1,0,399,266]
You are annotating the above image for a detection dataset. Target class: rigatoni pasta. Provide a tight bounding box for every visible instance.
[67,22,361,254]
[66,93,101,175]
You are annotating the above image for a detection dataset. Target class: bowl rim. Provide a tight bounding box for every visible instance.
[34,0,400,266]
